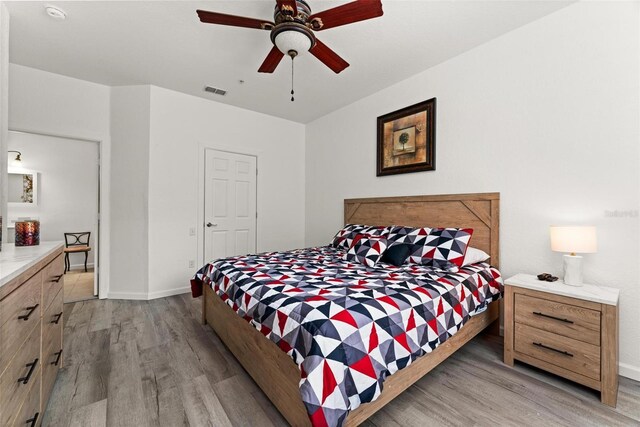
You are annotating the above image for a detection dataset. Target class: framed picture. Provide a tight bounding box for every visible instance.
[376,98,436,176]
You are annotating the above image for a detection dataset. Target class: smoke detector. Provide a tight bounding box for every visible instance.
[45,6,67,20]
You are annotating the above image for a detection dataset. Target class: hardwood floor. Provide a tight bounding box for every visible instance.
[43,294,640,427]
[63,268,96,303]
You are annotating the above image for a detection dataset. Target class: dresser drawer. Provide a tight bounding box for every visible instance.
[0,321,41,426]
[515,293,601,346]
[515,323,600,380]
[42,341,62,413]
[11,372,41,427]
[42,294,63,406]
[0,272,42,376]
[42,289,63,360]
[42,255,64,312]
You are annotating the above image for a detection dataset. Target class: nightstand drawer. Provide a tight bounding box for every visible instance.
[515,323,600,380]
[515,294,601,346]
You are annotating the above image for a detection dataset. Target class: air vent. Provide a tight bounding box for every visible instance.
[204,86,227,96]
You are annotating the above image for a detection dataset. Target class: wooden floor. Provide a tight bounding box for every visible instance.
[63,268,96,303]
[43,294,640,427]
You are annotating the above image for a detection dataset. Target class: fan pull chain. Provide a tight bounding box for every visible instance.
[288,49,297,102]
[290,55,295,102]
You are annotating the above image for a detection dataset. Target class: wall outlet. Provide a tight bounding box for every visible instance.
[189,227,196,236]
[188,260,195,268]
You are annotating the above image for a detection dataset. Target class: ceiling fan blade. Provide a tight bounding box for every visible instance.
[258,46,285,73]
[276,0,298,16]
[309,39,349,74]
[197,9,273,30]
[309,0,383,31]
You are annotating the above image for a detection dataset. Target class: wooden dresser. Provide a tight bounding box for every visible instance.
[503,273,620,407]
[0,243,65,426]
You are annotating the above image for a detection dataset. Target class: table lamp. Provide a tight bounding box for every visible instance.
[550,226,597,286]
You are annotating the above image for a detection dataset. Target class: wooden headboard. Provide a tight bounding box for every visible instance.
[344,193,500,268]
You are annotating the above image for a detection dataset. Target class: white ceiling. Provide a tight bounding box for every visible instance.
[5,1,572,123]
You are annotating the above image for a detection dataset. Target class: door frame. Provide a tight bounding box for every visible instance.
[197,144,259,267]
[8,126,110,299]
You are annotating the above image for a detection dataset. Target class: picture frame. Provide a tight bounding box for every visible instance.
[376,98,436,176]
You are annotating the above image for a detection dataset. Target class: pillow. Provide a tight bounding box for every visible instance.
[380,243,411,267]
[416,228,474,269]
[331,224,389,250]
[386,225,430,246]
[343,233,388,268]
[462,247,490,266]
[385,225,431,263]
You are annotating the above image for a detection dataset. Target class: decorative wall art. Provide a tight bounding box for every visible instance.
[377,98,436,176]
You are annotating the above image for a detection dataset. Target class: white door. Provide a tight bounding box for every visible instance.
[204,149,257,261]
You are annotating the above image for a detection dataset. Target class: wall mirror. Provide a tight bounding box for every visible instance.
[7,168,38,206]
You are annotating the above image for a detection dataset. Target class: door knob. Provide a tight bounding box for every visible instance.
[206,222,218,227]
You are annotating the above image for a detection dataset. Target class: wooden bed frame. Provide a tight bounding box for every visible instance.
[202,192,501,426]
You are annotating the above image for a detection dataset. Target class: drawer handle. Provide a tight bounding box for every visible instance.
[532,311,574,324]
[18,304,39,321]
[52,274,63,283]
[18,358,39,384]
[52,350,63,366]
[26,412,39,427]
[533,342,574,357]
[51,312,63,324]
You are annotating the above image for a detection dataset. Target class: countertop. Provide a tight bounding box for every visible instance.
[505,273,620,306]
[0,242,64,289]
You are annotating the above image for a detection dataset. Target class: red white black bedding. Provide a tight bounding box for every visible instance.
[191,245,503,427]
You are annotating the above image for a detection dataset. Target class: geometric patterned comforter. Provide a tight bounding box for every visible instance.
[191,245,503,427]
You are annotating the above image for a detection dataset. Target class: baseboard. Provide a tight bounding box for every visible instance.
[147,286,191,300]
[107,286,190,301]
[620,362,640,381]
[68,262,95,270]
[107,291,149,300]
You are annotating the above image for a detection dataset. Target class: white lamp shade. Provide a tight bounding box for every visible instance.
[550,226,597,254]
[274,30,312,55]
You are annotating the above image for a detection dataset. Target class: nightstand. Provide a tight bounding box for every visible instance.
[503,273,620,407]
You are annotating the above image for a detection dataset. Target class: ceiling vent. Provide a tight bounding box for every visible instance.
[204,86,227,96]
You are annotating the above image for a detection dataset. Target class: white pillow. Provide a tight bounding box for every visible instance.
[462,247,490,266]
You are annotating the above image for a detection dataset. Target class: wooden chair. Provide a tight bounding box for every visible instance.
[63,232,91,273]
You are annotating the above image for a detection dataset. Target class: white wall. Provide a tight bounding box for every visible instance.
[7,131,99,268]
[109,86,150,298]
[0,4,9,248]
[9,64,110,139]
[8,63,111,298]
[305,2,640,379]
[147,85,306,298]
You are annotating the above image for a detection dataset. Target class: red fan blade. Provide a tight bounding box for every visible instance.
[258,46,285,73]
[309,0,383,31]
[309,39,349,73]
[197,10,273,30]
[276,0,298,17]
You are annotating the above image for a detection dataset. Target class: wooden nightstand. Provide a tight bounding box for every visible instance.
[503,274,620,407]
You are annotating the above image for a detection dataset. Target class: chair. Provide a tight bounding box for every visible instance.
[63,232,91,273]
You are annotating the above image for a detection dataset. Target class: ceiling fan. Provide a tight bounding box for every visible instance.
[197,0,383,99]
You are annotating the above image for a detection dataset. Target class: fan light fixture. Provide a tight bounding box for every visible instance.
[274,30,312,56]
[272,28,314,101]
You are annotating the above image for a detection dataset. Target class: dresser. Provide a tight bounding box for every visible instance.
[503,273,620,407]
[0,243,65,426]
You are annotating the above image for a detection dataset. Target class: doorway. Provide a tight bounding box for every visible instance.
[7,130,100,303]
[204,149,257,261]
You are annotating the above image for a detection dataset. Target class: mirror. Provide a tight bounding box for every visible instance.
[7,169,38,205]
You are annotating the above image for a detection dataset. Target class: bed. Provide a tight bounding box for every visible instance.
[194,193,502,427]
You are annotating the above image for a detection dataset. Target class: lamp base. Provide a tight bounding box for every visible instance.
[563,254,583,286]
